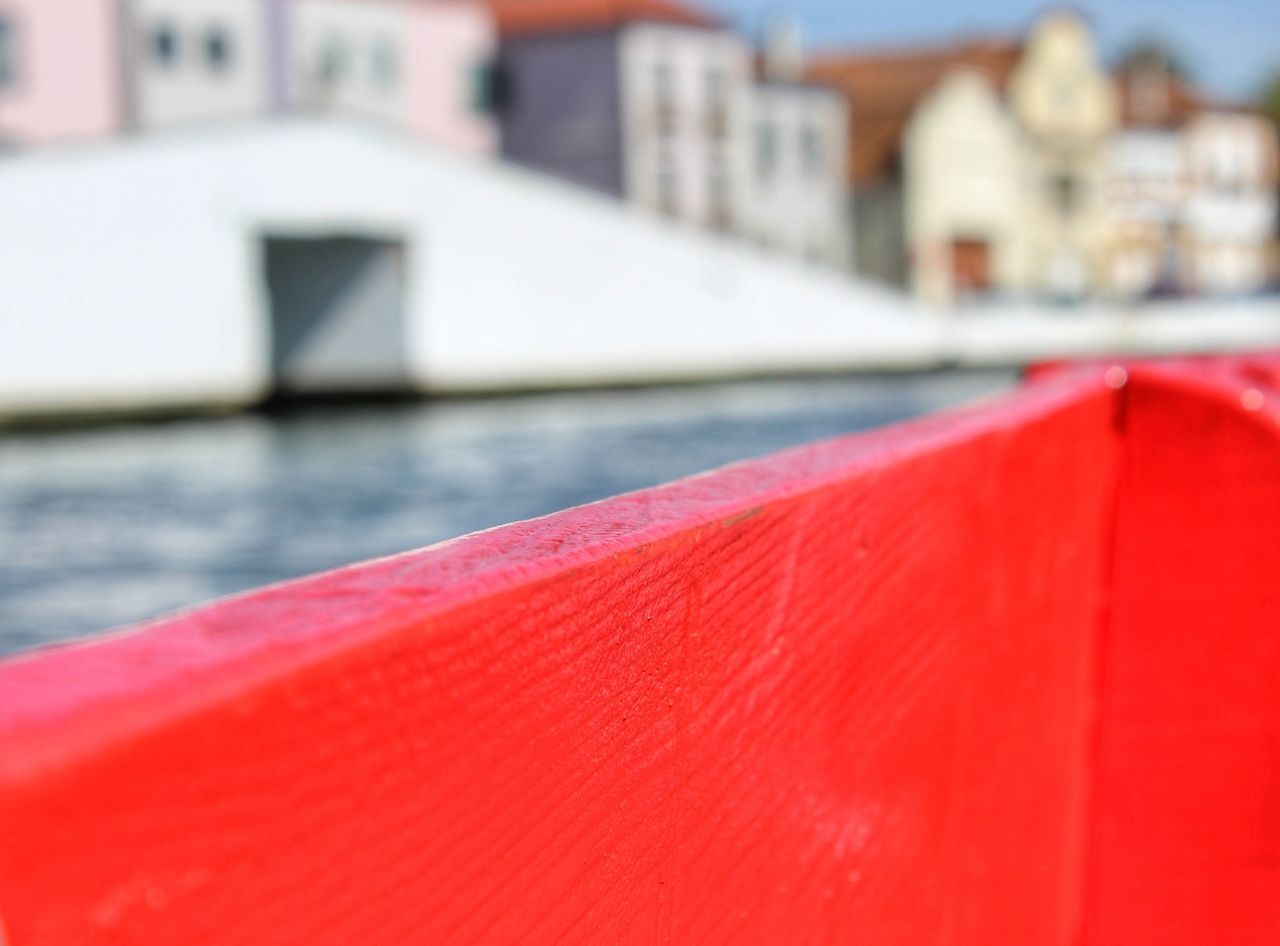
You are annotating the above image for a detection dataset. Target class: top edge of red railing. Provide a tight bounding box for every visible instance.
[1,354,1277,782]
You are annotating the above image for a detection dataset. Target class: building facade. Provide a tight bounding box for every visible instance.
[1181,112,1278,295]
[815,9,1276,304]
[1103,129,1185,298]
[125,0,275,129]
[493,0,751,230]
[0,0,498,154]
[0,0,126,146]
[1006,10,1118,302]
[904,70,1023,306]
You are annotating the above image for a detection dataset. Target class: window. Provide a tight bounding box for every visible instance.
[0,17,15,89]
[205,26,233,72]
[704,67,725,108]
[656,152,679,214]
[654,60,674,106]
[800,125,825,177]
[371,37,398,90]
[708,172,731,229]
[319,36,348,83]
[755,122,777,179]
[151,22,178,68]
[1050,173,1081,215]
[470,60,509,115]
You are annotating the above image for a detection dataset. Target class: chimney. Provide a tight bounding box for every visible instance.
[763,16,804,83]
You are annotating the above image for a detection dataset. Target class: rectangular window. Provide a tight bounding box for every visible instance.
[708,173,731,229]
[1050,173,1081,215]
[0,17,18,88]
[371,37,398,91]
[654,61,673,103]
[470,60,509,115]
[704,68,725,108]
[151,21,179,68]
[656,150,678,215]
[800,125,825,178]
[755,122,777,179]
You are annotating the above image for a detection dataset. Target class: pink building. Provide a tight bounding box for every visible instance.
[404,0,498,155]
[0,0,126,146]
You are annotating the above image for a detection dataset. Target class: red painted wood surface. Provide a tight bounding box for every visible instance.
[0,359,1275,945]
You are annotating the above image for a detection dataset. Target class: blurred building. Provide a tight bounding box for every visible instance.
[1006,12,1118,303]
[1181,112,1278,294]
[127,0,275,128]
[1105,55,1278,298]
[490,0,849,266]
[0,0,127,146]
[741,21,850,267]
[812,11,1117,305]
[286,0,499,154]
[812,9,1278,305]
[490,0,751,231]
[808,37,1022,292]
[0,0,499,155]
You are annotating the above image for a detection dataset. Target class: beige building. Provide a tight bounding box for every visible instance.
[1006,11,1118,302]
[901,11,1117,305]
[904,70,1023,305]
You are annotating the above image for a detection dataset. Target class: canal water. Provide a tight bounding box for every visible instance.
[0,371,1015,655]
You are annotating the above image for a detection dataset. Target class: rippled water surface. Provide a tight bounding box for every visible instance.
[0,371,1015,654]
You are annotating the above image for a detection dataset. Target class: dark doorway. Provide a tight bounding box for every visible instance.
[262,234,410,396]
[951,238,991,297]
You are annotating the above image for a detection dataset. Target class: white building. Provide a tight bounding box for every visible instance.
[126,0,276,128]
[1182,112,1278,295]
[740,25,850,267]
[1103,130,1185,299]
[618,20,752,231]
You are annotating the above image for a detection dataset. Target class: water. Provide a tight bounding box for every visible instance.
[0,371,1016,655]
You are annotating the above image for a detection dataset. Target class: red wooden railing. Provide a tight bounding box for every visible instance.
[1,356,1278,946]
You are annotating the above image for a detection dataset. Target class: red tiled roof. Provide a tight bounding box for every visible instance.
[806,39,1023,189]
[488,0,720,37]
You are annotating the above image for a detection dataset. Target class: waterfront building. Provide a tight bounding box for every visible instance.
[814,10,1277,305]
[740,21,851,267]
[1005,10,1118,303]
[1181,112,1278,295]
[808,38,1021,290]
[0,0,127,147]
[287,0,499,155]
[1103,52,1278,299]
[125,0,277,128]
[0,0,498,154]
[490,0,752,232]
[810,13,1113,303]
[903,70,1023,306]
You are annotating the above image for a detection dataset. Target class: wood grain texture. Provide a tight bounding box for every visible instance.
[0,364,1210,946]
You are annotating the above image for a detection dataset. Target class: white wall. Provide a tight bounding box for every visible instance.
[0,119,1276,417]
[0,118,932,414]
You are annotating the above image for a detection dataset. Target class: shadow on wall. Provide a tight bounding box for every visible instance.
[260,233,411,396]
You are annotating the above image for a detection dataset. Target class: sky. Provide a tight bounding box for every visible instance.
[706,0,1280,101]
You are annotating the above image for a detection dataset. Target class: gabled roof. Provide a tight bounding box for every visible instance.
[806,39,1023,188]
[488,0,721,38]
[1113,64,1206,129]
